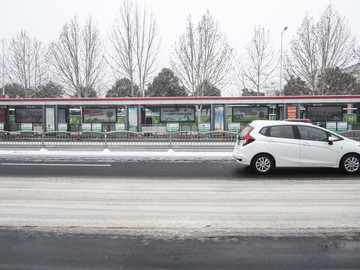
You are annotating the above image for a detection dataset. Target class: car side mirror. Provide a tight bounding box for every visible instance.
[328,136,336,145]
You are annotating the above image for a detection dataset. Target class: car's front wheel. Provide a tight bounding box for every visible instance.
[340,154,360,174]
[251,154,274,174]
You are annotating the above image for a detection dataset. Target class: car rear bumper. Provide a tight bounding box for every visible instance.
[233,150,252,166]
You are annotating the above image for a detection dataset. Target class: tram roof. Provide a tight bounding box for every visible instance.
[1,95,360,106]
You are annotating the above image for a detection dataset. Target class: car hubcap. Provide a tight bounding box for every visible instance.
[344,157,359,173]
[256,157,271,172]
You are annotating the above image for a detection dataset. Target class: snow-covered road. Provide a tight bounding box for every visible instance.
[1,177,359,238]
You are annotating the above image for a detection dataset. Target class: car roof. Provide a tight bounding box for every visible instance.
[284,119,313,123]
[250,120,313,127]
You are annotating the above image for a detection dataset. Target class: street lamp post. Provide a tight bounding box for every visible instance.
[280,26,288,96]
[1,38,5,97]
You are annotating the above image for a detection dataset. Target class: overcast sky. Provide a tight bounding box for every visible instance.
[1,0,359,95]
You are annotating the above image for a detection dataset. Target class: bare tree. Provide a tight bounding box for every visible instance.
[109,1,135,96]
[134,5,160,96]
[285,15,318,94]
[6,31,47,97]
[240,25,277,96]
[317,5,357,94]
[286,4,357,95]
[356,47,360,62]
[49,15,104,97]
[49,17,82,97]
[109,0,160,96]
[171,11,236,123]
[170,11,236,97]
[82,16,105,97]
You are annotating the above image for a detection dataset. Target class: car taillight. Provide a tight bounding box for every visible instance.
[242,128,255,146]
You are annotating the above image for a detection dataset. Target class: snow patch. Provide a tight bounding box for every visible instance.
[0,148,233,159]
[167,149,175,155]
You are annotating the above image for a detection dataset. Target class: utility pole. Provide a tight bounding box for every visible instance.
[279,26,288,96]
[1,38,5,97]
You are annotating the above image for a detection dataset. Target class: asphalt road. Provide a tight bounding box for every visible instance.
[0,151,359,179]
[1,229,360,270]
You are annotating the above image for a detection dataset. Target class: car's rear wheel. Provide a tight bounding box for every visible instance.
[340,154,360,174]
[251,154,274,174]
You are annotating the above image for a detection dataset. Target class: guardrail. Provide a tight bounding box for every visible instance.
[0,131,238,149]
[1,130,358,150]
[339,130,360,141]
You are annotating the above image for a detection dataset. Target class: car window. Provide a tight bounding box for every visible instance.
[259,127,268,135]
[268,125,295,139]
[298,126,328,141]
[239,126,253,138]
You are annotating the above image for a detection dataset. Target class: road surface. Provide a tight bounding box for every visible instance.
[0,150,359,237]
[1,229,360,270]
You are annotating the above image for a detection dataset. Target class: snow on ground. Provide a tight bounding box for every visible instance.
[0,148,233,159]
[0,177,359,238]
[0,147,359,238]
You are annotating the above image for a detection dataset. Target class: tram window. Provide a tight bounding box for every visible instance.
[69,109,81,116]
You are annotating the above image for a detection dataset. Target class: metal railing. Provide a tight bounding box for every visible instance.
[0,131,238,149]
[1,130,358,150]
[339,130,360,141]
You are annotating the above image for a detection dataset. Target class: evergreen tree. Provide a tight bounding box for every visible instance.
[241,88,265,96]
[35,81,64,98]
[4,83,26,98]
[284,76,311,96]
[145,68,187,97]
[106,78,140,97]
[195,81,221,96]
[320,67,358,95]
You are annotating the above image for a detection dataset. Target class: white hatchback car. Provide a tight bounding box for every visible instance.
[233,120,360,174]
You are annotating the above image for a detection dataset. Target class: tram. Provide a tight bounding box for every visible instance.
[0,96,359,134]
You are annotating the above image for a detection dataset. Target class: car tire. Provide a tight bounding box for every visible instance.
[251,154,274,174]
[340,154,360,174]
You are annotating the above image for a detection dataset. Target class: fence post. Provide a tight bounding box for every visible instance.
[104,127,108,148]
[42,131,45,148]
[169,132,172,149]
